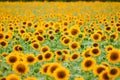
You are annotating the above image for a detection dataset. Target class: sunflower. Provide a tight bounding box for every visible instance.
[24,77,37,80]
[61,37,71,46]
[107,49,120,64]
[27,21,33,28]
[105,45,114,53]
[53,67,70,80]
[0,40,8,48]
[116,27,120,33]
[47,63,61,76]
[8,26,14,31]
[105,26,112,33]
[61,26,68,32]
[91,33,101,42]
[13,45,23,52]
[92,42,99,47]
[110,32,118,41]
[41,46,50,53]
[40,63,51,75]
[1,52,8,57]
[74,77,84,80]
[49,35,55,40]
[36,28,45,35]
[37,54,43,62]
[62,49,70,55]
[36,35,44,43]
[31,42,40,50]
[90,47,101,56]
[18,28,26,35]
[0,77,6,80]
[108,67,120,78]
[69,26,80,37]
[6,53,19,65]
[13,61,29,75]
[6,74,21,80]
[81,57,96,71]
[69,41,80,50]
[43,51,53,61]
[99,70,110,80]
[48,30,54,35]
[93,65,107,76]
[70,52,80,61]
[82,48,91,58]
[4,33,11,40]
[25,54,36,65]
[55,50,63,56]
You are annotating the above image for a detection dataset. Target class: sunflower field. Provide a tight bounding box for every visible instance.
[0,1,120,80]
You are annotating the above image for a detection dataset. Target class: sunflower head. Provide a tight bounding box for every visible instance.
[13,61,29,75]
[81,57,96,71]
[53,67,70,80]
[107,49,120,64]
[6,74,21,80]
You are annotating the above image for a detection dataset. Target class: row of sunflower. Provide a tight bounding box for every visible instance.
[0,1,120,80]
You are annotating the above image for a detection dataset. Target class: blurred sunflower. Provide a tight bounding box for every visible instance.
[47,63,61,76]
[25,54,36,65]
[6,74,21,80]
[13,61,29,75]
[69,41,80,50]
[90,47,101,56]
[91,33,101,42]
[43,51,53,61]
[107,49,120,64]
[53,67,70,80]
[70,52,80,61]
[81,57,96,71]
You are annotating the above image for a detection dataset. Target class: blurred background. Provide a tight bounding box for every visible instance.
[0,0,120,2]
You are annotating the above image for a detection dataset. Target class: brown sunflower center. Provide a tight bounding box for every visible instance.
[20,30,25,33]
[85,60,92,67]
[16,64,26,73]
[9,56,17,63]
[57,71,66,79]
[50,36,54,40]
[110,35,116,39]
[28,23,32,27]
[71,43,77,49]
[1,41,6,46]
[43,65,49,73]
[110,52,119,60]
[45,53,51,59]
[72,54,78,59]
[93,43,98,47]
[5,35,9,39]
[110,68,117,75]
[50,65,58,73]
[37,36,43,41]
[71,29,78,35]
[97,67,105,74]
[85,52,90,57]
[57,51,62,56]
[106,27,111,30]
[38,55,43,60]
[1,77,6,80]
[42,48,48,53]
[33,44,39,49]
[103,72,109,80]
[92,49,99,54]
[27,56,34,62]
[93,34,99,40]
[64,39,70,44]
